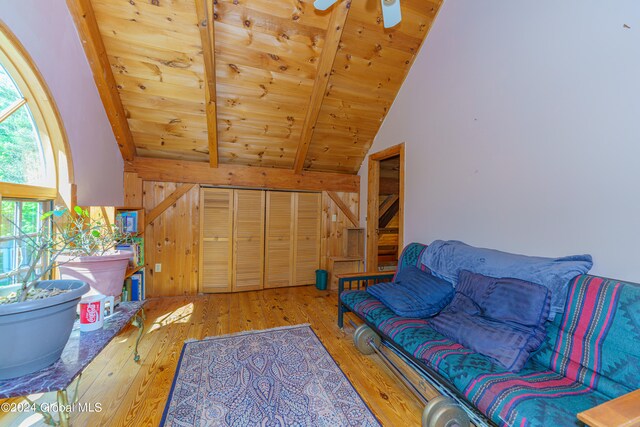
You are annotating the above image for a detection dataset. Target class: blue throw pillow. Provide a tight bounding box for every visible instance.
[430,270,551,372]
[367,266,454,318]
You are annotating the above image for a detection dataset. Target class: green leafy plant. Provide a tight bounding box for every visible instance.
[45,206,131,257]
[0,206,131,304]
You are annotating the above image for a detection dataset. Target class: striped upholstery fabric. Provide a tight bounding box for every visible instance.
[533,275,640,399]
[341,244,640,427]
[393,242,428,282]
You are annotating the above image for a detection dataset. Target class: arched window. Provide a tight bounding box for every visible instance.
[0,62,49,186]
[0,21,74,285]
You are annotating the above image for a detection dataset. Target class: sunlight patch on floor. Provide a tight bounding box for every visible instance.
[147,303,194,333]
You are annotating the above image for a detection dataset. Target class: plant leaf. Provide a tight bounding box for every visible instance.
[91,230,101,237]
[73,206,83,216]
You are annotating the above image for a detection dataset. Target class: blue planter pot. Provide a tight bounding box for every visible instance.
[0,280,89,380]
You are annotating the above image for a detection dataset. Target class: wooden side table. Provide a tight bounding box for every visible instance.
[577,389,640,427]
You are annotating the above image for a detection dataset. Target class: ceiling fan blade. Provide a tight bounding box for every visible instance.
[381,0,402,28]
[314,0,339,11]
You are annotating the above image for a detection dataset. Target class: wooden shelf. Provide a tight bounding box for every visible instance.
[115,207,145,235]
[125,265,143,279]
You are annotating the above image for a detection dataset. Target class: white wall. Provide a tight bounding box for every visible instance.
[360,1,640,282]
[0,0,124,206]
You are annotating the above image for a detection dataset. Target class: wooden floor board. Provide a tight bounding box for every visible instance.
[0,286,424,426]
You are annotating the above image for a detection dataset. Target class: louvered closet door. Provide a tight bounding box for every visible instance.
[265,191,295,288]
[232,190,265,292]
[199,188,233,293]
[294,193,321,285]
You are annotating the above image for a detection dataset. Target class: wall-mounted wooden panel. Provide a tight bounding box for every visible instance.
[232,189,265,292]
[143,181,200,297]
[123,172,143,207]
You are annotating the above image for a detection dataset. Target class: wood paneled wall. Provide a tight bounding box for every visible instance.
[142,179,200,297]
[124,172,359,296]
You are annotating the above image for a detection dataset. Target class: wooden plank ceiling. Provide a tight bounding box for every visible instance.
[84,0,442,174]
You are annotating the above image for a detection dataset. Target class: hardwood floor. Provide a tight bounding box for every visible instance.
[0,286,426,426]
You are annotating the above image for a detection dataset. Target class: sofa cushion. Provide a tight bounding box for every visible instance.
[420,240,593,318]
[366,266,454,318]
[428,271,550,371]
[446,270,551,327]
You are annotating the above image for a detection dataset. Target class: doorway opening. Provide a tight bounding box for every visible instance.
[366,143,404,272]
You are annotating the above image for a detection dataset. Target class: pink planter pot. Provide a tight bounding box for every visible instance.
[57,251,131,297]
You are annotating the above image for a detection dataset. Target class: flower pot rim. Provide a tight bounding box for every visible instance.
[0,281,90,316]
[57,250,132,263]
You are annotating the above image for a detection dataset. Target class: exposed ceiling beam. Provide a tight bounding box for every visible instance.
[292,2,350,174]
[195,0,218,168]
[125,157,359,193]
[67,0,137,161]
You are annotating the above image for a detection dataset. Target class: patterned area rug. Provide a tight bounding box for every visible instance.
[161,325,380,427]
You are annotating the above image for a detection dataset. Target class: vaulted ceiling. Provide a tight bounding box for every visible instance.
[69,0,442,175]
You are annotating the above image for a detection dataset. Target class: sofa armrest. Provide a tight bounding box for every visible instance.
[337,271,395,295]
[577,389,640,427]
[336,271,395,328]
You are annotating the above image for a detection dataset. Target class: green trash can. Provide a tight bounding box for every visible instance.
[315,269,328,290]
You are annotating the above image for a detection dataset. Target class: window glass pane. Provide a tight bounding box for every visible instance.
[0,200,48,286]
[20,201,40,234]
[0,63,22,111]
[0,200,15,237]
[0,200,17,286]
[0,104,45,185]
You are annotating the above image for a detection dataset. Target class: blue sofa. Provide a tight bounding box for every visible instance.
[339,243,640,427]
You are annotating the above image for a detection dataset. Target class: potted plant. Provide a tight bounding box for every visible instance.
[54,207,132,298]
[0,208,89,380]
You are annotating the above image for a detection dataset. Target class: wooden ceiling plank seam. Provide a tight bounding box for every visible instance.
[125,157,359,193]
[292,1,351,174]
[195,0,219,167]
[67,0,137,161]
